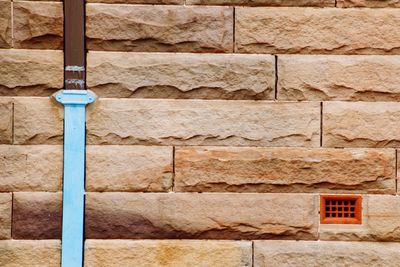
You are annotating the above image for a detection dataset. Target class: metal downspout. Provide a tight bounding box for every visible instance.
[53,90,96,266]
[58,0,89,264]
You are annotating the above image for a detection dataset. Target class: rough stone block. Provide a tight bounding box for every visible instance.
[85,240,252,267]
[86,145,173,192]
[87,52,275,99]
[187,0,334,6]
[320,195,400,241]
[0,98,12,144]
[236,8,400,54]
[0,1,11,48]
[14,97,63,145]
[175,147,395,194]
[12,192,62,239]
[87,0,182,3]
[0,49,63,96]
[254,240,400,266]
[14,0,62,1]
[86,5,233,52]
[87,99,320,147]
[0,145,62,191]
[397,151,400,195]
[13,2,63,49]
[0,240,60,266]
[323,102,400,148]
[0,193,11,239]
[278,55,400,101]
[337,0,400,7]
[85,193,318,240]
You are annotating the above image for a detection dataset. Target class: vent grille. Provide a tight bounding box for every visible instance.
[320,195,362,224]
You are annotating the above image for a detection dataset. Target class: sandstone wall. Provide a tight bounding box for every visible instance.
[0,0,64,265]
[1,0,400,266]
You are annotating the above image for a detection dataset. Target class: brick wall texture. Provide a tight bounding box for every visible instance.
[1,0,400,266]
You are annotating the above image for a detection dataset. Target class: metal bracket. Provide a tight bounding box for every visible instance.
[53,90,97,267]
[54,89,96,105]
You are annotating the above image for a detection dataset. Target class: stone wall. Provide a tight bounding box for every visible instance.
[1,0,400,266]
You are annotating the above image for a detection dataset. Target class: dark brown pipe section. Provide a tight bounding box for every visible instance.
[64,0,85,90]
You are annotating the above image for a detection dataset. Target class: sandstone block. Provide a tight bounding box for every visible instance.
[0,193,11,239]
[0,1,11,48]
[0,240,60,266]
[0,98,12,144]
[323,102,400,148]
[0,49,63,96]
[397,151,400,195]
[86,145,173,192]
[236,8,400,54]
[14,97,63,145]
[320,195,400,241]
[337,0,400,7]
[187,0,334,6]
[12,192,62,239]
[87,0,182,3]
[86,5,233,52]
[0,145,62,191]
[278,55,400,101]
[85,193,318,239]
[87,52,275,99]
[87,99,320,147]
[85,240,251,267]
[175,147,395,194]
[13,2,63,49]
[254,241,400,266]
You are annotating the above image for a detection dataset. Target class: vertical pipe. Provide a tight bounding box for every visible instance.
[54,90,96,267]
[62,104,85,266]
[62,0,87,262]
[64,0,85,90]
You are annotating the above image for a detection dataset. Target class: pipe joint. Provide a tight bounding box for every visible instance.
[54,89,97,106]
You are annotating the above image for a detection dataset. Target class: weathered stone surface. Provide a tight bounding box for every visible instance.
[14,97,63,145]
[278,55,400,101]
[13,192,62,239]
[175,147,395,194]
[320,195,400,241]
[86,5,233,52]
[86,145,173,192]
[255,240,400,266]
[397,151,400,195]
[187,0,334,6]
[85,193,318,239]
[14,0,61,1]
[0,145,62,191]
[87,0,182,3]
[0,240,60,266]
[0,193,11,239]
[85,240,252,267]
[87,99,320,147]
[236,8,400,54]
[0,98,12,144]
[323,102,400,148]
[87,52,275,99]
[13,2,63,49]
[337,0,400,7]
[0,1,11,48]
[0,49,63,96]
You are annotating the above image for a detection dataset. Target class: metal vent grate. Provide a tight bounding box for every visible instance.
[320,195,362,224]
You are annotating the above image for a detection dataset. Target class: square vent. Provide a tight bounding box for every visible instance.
[320,195,362,224]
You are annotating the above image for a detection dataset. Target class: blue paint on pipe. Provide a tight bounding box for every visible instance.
[54,90,96,267]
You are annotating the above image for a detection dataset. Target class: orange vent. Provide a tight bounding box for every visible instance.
[320,195,362,224]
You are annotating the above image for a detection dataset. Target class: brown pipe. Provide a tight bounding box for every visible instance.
[64,0,86,90]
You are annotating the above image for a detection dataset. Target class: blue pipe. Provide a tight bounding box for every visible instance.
[54,90,96,267]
